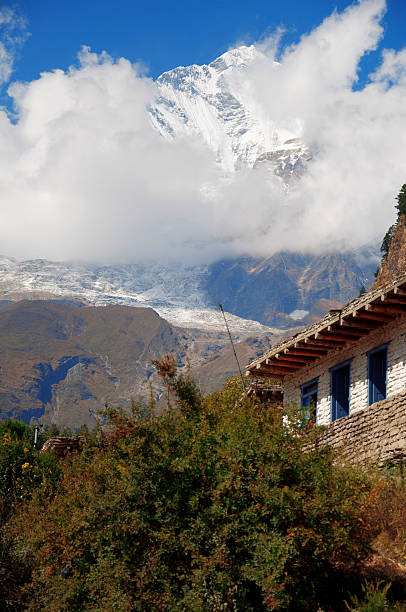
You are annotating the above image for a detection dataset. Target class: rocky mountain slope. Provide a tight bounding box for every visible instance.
[0,255,273,333]
[205,249,378,327]
[0,300,279,428]
[373,215,406,289]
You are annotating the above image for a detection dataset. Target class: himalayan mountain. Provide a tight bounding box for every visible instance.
[0,46,380,427]
[150,45,309,174]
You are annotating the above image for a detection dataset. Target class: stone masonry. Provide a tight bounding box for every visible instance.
[310,392,406,466]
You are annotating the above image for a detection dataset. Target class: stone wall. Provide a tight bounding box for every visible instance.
[309,392,406,465]
[283,313,406,425]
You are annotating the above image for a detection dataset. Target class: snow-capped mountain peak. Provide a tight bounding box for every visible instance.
[149,44,304,172]
[209,45,262,72]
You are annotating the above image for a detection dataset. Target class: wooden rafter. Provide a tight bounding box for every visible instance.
[256,362,295,371]
[267,361,302,369]
[316,331,361,342]
[327,324,369,336]
[339,319,380,330]
[249,370,273,379]
[384,296,406,305]
[356,310,395,322]
[273,355,317,365]
[284,348,328,357]
[256,365,296,376]
[301,339,341,349]
[370,303,406,314]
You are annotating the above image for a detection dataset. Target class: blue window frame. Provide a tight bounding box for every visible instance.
[330,360,351,422]
[368,344,388,406]
[301,378,318,424]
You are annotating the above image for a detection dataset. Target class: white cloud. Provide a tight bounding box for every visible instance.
[0,7,28,86]
[0,0,405,263]
[2,50,221,262]
[213,0,405,256]
[0,41,13,85]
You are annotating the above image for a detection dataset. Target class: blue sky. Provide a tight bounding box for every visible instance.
[8,0,406,85]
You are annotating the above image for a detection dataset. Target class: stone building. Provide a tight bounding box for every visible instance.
[245,272,406,464]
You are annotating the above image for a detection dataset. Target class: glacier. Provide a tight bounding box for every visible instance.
[0,255,275,335]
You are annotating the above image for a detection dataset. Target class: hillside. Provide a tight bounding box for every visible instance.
[0,300,280,428]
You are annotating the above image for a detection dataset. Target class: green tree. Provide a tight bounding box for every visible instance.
[380,223,397,259]
[395,183,406,217]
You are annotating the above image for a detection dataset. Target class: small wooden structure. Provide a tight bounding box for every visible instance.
[246,380,283,404]
[40,436,85,457]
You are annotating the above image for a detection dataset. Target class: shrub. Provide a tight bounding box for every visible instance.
[344,580,403,611]
[0,421,62,610]
[8,382,379,611]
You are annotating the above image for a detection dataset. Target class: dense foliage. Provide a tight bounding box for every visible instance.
[0,420,62,609]
[0,372,405,610]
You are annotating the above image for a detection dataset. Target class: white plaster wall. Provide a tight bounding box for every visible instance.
[283,314,406,425]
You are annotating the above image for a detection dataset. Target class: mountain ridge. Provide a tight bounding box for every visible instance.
[0,249,379,330]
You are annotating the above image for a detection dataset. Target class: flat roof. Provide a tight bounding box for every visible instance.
[246,271,406,378]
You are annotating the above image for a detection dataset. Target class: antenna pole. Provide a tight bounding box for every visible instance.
[219,303,247,393]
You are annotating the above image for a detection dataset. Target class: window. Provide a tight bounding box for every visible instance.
[330,361,351,422]
[301,378,318,425]
[368,344,388,406]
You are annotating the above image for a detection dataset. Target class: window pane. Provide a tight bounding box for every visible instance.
[368,348,387,405]
[331,364,350,421]
[301,380,318,426]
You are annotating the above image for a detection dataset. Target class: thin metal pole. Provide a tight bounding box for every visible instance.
[34,423,42,450]
[219,303,247,393]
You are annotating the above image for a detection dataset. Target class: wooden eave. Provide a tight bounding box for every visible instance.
[246,271,406,379]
